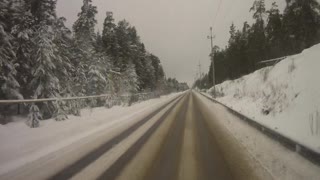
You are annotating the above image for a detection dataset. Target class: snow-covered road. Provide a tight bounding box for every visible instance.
[1,91,320,180]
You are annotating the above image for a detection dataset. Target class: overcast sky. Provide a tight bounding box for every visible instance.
[56,0,285,86]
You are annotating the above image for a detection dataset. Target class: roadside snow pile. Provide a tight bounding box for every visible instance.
[207,44,320,153]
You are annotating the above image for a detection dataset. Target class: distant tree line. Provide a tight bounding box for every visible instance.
[0,0,188,125]
[166,78,189,92]
[196,0,320,89]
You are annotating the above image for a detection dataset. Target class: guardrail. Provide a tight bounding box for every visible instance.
[258,56,288,64]
[198,92,320,166]
[0,92,160,104]
[0,91,164,127]
[0,94,113,104]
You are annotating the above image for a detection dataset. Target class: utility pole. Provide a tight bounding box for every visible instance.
[208,27,216,98]
[198,61,202,89]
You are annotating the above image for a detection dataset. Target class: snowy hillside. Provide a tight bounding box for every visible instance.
[208,44,320,153]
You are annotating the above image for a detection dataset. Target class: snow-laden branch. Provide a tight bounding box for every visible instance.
[109,70,121,75]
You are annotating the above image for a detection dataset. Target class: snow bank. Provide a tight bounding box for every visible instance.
[0,92,182,175]
[207,44,320,153]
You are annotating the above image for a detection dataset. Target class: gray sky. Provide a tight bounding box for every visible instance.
[57,0,285,86]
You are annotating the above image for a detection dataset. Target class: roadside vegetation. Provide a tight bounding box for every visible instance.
[0,0,188,125]
[195,0,320,89]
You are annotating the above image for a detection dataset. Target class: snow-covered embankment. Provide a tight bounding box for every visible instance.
[208,44,320,153]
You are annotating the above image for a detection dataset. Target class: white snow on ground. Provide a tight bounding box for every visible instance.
[196,92,320,180]
[207,44,320,153]
[0,92,182,175]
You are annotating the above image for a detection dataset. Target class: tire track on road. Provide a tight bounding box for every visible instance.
[193,92,273,179]
[192,93,233,180]
[96,93,188,180]
[142,93,190,180]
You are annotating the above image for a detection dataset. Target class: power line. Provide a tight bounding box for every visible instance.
[208,27,216,98]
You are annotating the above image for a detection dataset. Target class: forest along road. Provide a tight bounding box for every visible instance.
[0,91,273,180]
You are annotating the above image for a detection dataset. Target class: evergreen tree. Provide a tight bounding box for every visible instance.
[240,22,251,74]
[119,62,139,94]
[96,31,103,51]
[11,1,35,99]
[87,53,110,96]
[0,0,21,100]
[248,0,267,68]
[53,17,73,94]
[30,23,61,114]
[53,17,78,117]
[283,0,320,54]
[30,0,57,24]
[27,0,71,120]
[72,0,100,97]
[0,4,169,126]
[266,2,285,58]
[102,12,118,57]
[115,20,131,68]
[202,0,320,90]
[140,54,156,91]
[73,0,97,50]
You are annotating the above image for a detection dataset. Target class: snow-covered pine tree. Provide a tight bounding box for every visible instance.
[27,103,41,128]
[87,54,109,96]
[142,54,156,91]
[94,30,114,99]
[96,31,103,51]
[28,0,70,121]
[114,20,131,68]
[119,62,139,105]
[52,17,75,119]
[73,0,97,51]
[0,0,24,124]
[7,1,36,102]
[119,62,139,94]
[0,26,21,99]
[126,26,144,91]
[64,41,86,116]
[73,0,114,107]
[72,0,97,108]
[102,12,118,58]
[149,54,164,90]
[72,0,98,90]
[0,0,21,102]
[30,23,61,117]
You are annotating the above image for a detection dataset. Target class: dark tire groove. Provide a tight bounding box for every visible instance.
[97,94,186,180]
[192,93,233,180]
[48,94,184,180]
